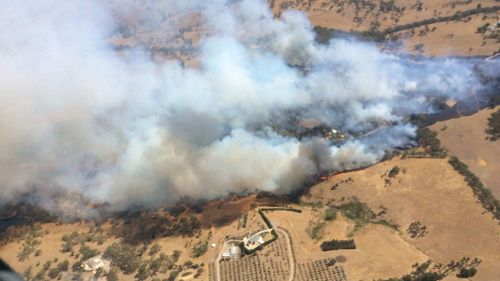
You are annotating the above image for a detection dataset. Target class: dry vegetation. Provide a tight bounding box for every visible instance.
[1,2,499,281]
[110,0,499,65]
[430,106,500,199]
[303,155,500,280]
[271,0,499,56]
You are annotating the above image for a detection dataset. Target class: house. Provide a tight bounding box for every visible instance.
[221,244,241,260]
[82,256,110,273]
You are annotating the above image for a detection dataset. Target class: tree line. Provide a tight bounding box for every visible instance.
[320,239,356,251]
[448,156,500,220]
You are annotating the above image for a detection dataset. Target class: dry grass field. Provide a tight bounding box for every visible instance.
[1,1,499,281]
[110,0,500,64]
[304,156,500,280]
[266,210,429,280]
[431,106,500,199]
[111,0,499,64]
[272,0,499,56]
[2,157,499,280]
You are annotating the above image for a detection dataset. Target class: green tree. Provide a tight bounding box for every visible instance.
[106,268,119,281]
[457,267,477,278]
[79,245,99,260]
[388,166,400,178]
[148,243,162,256]
[486,109,500,141]
[324,208,337,221]
[95,267,105,279]
[103,242,141,274]
[192,241,208,258]
[135,264,148,281]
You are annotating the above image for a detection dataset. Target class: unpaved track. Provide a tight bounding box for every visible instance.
[277,227,296,281]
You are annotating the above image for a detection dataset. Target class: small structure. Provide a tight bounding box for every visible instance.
[82,256,110,273]
[221,244,241,260]
[242,229,276,253]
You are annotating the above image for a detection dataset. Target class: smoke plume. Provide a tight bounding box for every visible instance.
[0,0,487,213]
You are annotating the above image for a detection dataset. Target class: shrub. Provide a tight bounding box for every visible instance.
[167,205,186,217]
[324,208,337,221]
[148,243,161,256]
[457,267,477,278]
[307,221,326,240]
[95,267,105,279]
[379,260,445,281]
[192,241,208,258]
[79,245,99,261]
[417,128,444,154]
[57,260,69,272]
[388,166,400,178]
[172,250,181,262]
[148,259,161,276]
[106,268,119,281]
[61,240,73,253]
[72,261,83,272]
[167,269,181,281]
[103,242,141,274]
[338,199,375,221]
[47,268,60,279]
[47,260,69,279]
[134,264,148,281]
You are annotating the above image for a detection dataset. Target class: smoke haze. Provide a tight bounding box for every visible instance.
[0,0,487,213]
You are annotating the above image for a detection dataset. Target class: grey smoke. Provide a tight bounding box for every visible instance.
[0,0,485,213]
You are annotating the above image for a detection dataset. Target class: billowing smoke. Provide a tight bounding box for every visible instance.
[0,0,485,213]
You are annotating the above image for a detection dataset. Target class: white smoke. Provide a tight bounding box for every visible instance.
[0,0,484,212]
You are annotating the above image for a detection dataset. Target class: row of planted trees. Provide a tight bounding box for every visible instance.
[320,239,356,251]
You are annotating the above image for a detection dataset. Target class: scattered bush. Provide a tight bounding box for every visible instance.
[148,243,162,256]
[417,128,444,155]
[111,212,200,245]
[313,26,336,44]
[407,221,427,238]
[338,199,375,221]
[47,261,69,280]
[384,6,500,34]
[457,267,477,278]
[106,268,119,281]
[324,208,337,221]
[167,205,186,217]
[172,250,181,262]
[72,261,83,273]
[61,240,73,253]
[306,221,326,240]
[192,241,208,258]
[379,260,445,281]
[103,242,141,274]
[79,245,99,261]
[134,264,148,281]
[167,269,181,281]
